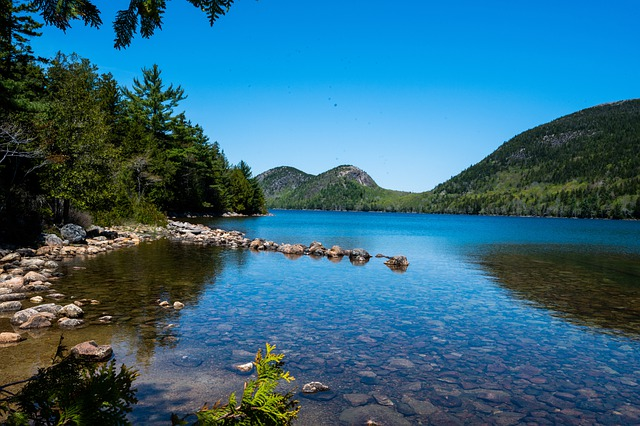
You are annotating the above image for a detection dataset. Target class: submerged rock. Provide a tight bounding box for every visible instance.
[19,313,53,329]
[0,332,25,344]
[302,381,330,394]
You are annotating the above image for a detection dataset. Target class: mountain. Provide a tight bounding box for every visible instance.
[259,100,640,218]
[405,99,640,218]
[256,165,411,211]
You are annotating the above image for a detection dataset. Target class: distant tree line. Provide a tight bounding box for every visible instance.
[1,3,264,243]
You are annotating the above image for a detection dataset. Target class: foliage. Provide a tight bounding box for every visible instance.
[173,343,299,425]
[0,10,266,240]
[0,340,138,426]
[257,165,411,212]
[29,0,235,48]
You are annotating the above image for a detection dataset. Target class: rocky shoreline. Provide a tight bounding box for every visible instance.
[1,220,408,346]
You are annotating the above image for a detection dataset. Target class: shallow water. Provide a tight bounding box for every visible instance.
[2,211,640,425]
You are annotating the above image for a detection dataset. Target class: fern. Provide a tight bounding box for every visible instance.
[188,343,300,425]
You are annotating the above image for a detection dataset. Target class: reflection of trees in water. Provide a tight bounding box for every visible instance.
[475,246,640,338]
[58,240,228,366]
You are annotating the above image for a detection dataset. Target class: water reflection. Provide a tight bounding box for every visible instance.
[475,245,640,338]
[0,240,227,383]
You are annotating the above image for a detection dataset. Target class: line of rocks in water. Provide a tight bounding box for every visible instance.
[1,219,408,347]
[167,220,409,269]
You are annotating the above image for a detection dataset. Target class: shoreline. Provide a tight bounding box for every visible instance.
[1,219,407,345]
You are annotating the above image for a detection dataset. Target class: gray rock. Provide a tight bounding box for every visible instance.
[44,233,64,247]
[0,301,22,312]
[23,271,47,283]
[34,303,63,315]
[59,303,84,318]
[60,224,87,243]
[11,307,39,325]
[71,340,113,361]
[349,248,372,260]
[19,313,53,329]
[58,318,85,328]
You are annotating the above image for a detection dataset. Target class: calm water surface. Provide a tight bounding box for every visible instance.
[2,211,640,425]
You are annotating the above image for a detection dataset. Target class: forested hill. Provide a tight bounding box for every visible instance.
[260,100,640,218]
[256,165,411,211]
[406,99,640,218]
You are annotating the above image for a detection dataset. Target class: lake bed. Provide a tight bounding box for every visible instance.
[2,211,640,425]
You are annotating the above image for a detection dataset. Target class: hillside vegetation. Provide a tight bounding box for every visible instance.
[408,99,640,218]
[259,100,640,218]
[256,165,411,211]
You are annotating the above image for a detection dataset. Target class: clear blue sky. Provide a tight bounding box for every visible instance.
[31,1,640,192]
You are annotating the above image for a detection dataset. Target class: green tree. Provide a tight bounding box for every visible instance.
[39,52,118,222]
[29,0,235,48]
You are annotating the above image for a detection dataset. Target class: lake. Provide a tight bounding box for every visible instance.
[2,210,640,425]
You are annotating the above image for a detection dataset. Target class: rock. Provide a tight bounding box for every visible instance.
[34,303,63,315]
[0,252,21,263]
[372,392,394,407]
[339,404,412,426]
[11,307,39,325]
[277,243,306,255]
[23,271,47,283]
[58,317,85,328]
[302,381,330,394]
[60,303,84,318]
[44,260,59,269]
[0,300,22,312]
[19,313,52,329]
[349,248,372,260]
[44,233,64,247]
[0,276,24,291]
[235,362,254,373]
[30,295,44,303]
[98,315,113,323]
[344,393,374,407]
[308,241,326,256]
[20,258,45,270]
[326,245,345,258]
[71,340,113,361]
[384,255,410,268]
[159,300,170,307]
[60,224,87,243]
[0,293,27,302]
[47,293,66,300]
[0,332,25,344]
[173,301,184,310]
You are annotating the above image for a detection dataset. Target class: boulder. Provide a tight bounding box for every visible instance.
[44,233,64,247]
[23,271,47,284]
[277,244,306,255]
[33,303,62,315]
[0,276,24,291]
[0,332,25,344]
[326,245,345,258]
[349,248,371,260]
[19,313,53,329]
[173,301,184,310]
[71,340,113,361]
[384,255,409,268]
[11,307,39,325]
[59,304,84,318]
[60,224,87,243]
[0,301,22,312]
